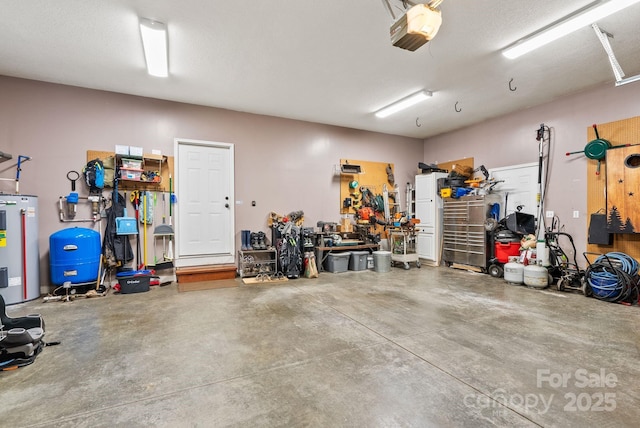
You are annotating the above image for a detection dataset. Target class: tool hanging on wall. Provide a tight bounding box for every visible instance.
[565,124,639,175]
[66,170,80,191]
[130,190,141,267]
[0,155,31,194]
[153,192,175,266]
[138,192,154,225]
[167,175,174,260]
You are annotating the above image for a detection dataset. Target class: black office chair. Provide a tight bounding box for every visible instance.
[0,294,46,370]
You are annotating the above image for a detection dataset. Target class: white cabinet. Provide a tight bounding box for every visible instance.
[415,172,447,265]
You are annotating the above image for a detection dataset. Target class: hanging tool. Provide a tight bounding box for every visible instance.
[130,190,141,268]
[142,191,148,268]
[66,171,80,191]
[15,155,31,194]
[0,155,31,194]
[153,192,174,266]
[167,175,174,260]
[535,124,547,238]
[565,124,637,175]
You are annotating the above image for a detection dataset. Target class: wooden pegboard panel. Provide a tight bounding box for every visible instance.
[339,159,395,215]
[586,116,640,262]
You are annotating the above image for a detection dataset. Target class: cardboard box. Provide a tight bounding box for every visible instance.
[129,146,143,159]
[115,145,129,156]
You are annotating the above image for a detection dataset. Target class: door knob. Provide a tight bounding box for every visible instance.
[225,203,229,208]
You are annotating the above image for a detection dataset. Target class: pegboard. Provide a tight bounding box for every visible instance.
[339,159,396,216]
[586,116,640,262]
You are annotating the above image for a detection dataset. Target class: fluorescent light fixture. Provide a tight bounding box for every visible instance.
[502,0,640,59]
[139,18,168,77]
[375,90,432,118]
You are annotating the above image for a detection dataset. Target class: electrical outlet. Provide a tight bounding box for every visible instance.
[573,210,580,218]
[545,210,554,218]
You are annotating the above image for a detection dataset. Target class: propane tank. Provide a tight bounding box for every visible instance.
[504,257,524,285]
[524,261,549,289]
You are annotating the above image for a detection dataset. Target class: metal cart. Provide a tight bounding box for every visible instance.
[389,226,420,270]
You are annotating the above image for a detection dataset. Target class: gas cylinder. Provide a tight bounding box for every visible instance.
[504,258,524,285]
[524,262,549,289]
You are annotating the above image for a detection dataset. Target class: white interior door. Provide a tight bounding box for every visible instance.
[489,162,539,219]
[175,139,234,267]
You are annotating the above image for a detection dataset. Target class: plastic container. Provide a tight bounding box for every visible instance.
[349,251,368,271]
[495,242,521,264]
[120,168,142,181]
[367,255,374,269]
[49,227,101,285]
[373,250,392,273]
[324,252,351,273]
[118,275,151,294]
[504,259,524,284]
[121,158,142,169]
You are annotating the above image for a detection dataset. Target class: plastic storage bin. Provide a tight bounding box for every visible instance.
[324,252,351,273]
[494,241,521,264]
[118,274,151,294]
[349,251,369,271]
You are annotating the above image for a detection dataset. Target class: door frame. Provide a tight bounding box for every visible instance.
[173,138,235,267]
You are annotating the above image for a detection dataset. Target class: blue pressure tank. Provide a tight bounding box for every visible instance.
[49,227,101,286]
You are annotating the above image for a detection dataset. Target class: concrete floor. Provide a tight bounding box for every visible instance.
[1,265,639,427]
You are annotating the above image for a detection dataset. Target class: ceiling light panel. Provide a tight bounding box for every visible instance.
[139,18,168,77]
[503,0,640,59]
[375,90,432,118]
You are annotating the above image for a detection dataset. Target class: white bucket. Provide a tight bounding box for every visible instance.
[373,250,392,273]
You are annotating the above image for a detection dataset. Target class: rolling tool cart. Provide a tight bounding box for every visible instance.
[442,195,500,272]
[389,226,420,270]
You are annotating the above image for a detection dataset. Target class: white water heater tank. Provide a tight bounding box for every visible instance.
[0,195,40,304]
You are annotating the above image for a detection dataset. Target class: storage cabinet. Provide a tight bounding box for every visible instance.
[442,195,499,270]
[414,172,447,265]
[237,249,277,278]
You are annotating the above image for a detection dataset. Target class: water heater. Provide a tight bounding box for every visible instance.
[0,195,40,304]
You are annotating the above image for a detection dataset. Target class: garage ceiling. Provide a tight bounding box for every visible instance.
[1,0,639,139]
